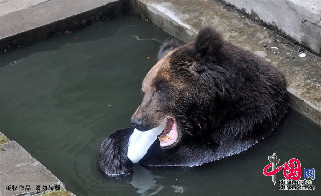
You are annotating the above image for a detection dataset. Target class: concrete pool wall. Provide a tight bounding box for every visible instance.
[0,0,320,195]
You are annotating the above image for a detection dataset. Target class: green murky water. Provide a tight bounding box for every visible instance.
[0,16,320,196]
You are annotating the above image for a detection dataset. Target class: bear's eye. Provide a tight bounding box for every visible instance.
[155,82,167,94]
[156,87,162,94]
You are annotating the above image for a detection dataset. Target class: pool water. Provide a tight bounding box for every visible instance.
[0,15,320,196]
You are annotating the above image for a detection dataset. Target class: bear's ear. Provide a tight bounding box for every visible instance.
[157,39,181,60]
[193,27,223,59]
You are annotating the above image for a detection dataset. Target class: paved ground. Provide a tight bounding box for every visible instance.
[132,0,321,126]
[0,0,48,17]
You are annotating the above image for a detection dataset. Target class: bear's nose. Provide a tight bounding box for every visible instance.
[131,118,143,129]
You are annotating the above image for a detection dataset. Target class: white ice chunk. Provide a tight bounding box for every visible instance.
[127,122,166,163]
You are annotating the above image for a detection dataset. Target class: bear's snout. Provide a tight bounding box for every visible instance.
[131,117,144,129]
[131,104,148,130]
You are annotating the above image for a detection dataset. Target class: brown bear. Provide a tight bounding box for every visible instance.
[98,27,289,177]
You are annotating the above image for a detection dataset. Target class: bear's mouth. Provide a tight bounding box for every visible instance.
[127,117,179,163]
[158,118,179,148]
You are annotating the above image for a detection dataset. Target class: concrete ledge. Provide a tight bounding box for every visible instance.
[0,133,74,196]
[219,0,321,55]
[131,0,321,126]
[0,0,129,53]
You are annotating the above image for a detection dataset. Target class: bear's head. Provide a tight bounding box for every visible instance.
[131,27,225,149]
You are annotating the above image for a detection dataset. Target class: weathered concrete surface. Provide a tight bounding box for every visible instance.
[131,0,321,126]
[0,0,48,17]
[0,133,74,196]
[219,0,321,55]
[0,0,129,53]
